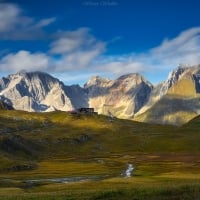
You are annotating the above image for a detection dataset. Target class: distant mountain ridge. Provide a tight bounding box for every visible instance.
[0,71,153,118]
[84,73,153,118]
[1,65,200,125]
[135,65,200,125]
[0,71,74,112]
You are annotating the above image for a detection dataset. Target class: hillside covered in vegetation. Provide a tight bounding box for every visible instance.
[0,110,199,199]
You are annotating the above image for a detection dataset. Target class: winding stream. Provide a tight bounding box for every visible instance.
[1,164,135,187]
[23,175,107,185]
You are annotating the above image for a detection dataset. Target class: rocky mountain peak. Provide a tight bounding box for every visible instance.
[117,73,141,80]
[85,73,153,118]
[9,71,59,83]
[84,75,111,88]
[159,65,188,97]
[160,65,200,96]
[116,73,152,85]
[135,65,200,125]
[166,65,187,88]
[0,71,73,112]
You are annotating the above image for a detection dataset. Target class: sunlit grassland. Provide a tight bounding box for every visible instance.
[0,110,199,199]
[0,177,200,200]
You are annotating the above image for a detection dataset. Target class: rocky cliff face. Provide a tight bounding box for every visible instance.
[65,84,89,109]
[85,73,153,118]
[0,71,74,112]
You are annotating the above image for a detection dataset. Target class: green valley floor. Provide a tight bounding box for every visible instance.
[0,110,199,199]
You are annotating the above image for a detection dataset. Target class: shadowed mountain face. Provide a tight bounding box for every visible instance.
[0,99,13,110]
[135,65,200,125]
[1,65,200,125]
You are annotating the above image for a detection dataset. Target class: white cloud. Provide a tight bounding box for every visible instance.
[34,17,56,28]
[0,3,21,32]
[51,37,83,54]
[50,28,105,55]
[0,50,50,72]
[95,27,200,78]
[0,3,55,40]
[95,56,145,75]
[1,27,200,85]
[54,49,103,72]
[0,28,105,73]
[50,28,106,71]
[50,28,91,54]
[148,27,200,67]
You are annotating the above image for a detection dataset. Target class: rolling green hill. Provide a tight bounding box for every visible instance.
[0,110,199,199]
[134,94,199,125]
[0,110,199,162]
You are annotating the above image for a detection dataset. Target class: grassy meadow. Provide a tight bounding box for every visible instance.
[0,110,200,199]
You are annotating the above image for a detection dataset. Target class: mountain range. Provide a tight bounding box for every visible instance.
[0,65,200,125]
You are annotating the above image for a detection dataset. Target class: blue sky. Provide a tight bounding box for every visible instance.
[1,0,200,86]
